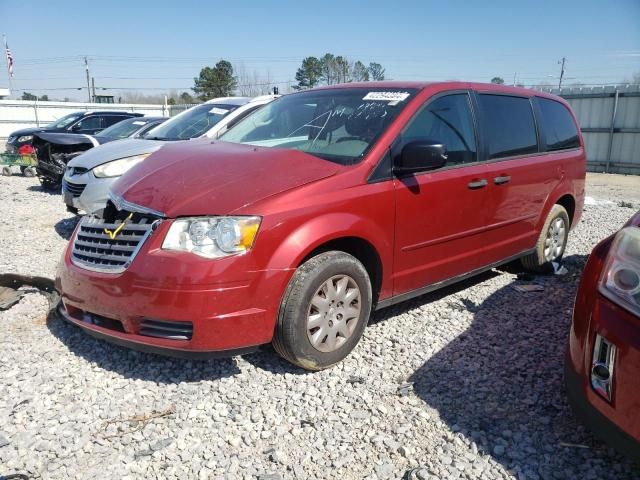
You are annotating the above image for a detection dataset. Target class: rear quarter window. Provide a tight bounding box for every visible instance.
[478,94,538,159]
[536,97,580,151]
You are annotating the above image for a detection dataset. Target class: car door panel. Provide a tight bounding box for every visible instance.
[392,92,493,296]
[393,163,491,294]
[473,93,552,263]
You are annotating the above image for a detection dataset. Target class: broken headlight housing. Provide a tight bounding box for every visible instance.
[162,216,261,258]
[598,227,640,317]
[93,153,150,178]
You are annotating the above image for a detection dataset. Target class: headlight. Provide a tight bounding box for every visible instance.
[599,227,640,316]
[18,135,33,143]
[93,154,150,178]
[162,216,261,258]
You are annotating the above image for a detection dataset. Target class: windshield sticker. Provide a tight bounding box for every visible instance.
[209,107,229,115]
[132,121,146,125]
[363,91,411,104]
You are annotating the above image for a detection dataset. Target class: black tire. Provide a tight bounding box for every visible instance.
[521,204,570,272]
[273,251,372,370]
[23,167,36,177]
[2,166,12,176]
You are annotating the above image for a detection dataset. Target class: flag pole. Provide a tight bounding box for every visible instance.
[3,34,13,97]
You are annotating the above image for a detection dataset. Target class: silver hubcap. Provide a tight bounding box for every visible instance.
[544,217,566,262]
[306,275,361,353]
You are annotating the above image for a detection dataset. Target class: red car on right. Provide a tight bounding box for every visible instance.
[566,209,640,461]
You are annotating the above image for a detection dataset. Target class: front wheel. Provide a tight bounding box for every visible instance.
[273,251,372,370]
[521,204,570,272]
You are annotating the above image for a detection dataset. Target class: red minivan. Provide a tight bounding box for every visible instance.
[56,82,585,370]
[566,210,640,460]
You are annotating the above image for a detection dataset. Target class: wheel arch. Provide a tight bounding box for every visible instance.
[265,213,391,303]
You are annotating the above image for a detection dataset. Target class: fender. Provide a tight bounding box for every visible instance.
[536,176,579,233]
[265,212,393,296]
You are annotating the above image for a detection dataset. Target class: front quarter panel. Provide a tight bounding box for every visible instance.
[246,177,396,301]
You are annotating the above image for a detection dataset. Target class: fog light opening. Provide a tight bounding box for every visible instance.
[590,334,616,402]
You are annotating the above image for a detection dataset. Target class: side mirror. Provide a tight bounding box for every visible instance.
[394,141,448,175]
[70,123,82,132]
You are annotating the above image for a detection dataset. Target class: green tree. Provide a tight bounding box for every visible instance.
[180,91,194,104]
[294,56,323,90]
[368,62,385,81]
[491,76,505,84]
[320,53,337,85]
[21,92,37,101]
[352,61,370,82]
[193,60,237,101]
[334,56,351,83]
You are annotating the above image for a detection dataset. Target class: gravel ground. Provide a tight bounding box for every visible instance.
[1,173,639,480]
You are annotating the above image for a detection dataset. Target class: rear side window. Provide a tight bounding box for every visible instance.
[103,115,129,128]
[74,116,103,130]
[402,93,477,166]
[536,97,580,151]
[478,94,538,159]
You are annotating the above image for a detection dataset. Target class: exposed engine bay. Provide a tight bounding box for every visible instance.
[32,133,96,188]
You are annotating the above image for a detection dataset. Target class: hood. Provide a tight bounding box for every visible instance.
[67,138,164,169]
[111,140,340,217]
[33,131,95,147]
[9,127,45,137]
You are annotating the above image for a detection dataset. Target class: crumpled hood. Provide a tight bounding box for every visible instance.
[67,138,165,169]
[111,140,340,217]
[33,131,96,147]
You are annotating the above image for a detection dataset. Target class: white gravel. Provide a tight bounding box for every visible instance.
[1,173,639,480]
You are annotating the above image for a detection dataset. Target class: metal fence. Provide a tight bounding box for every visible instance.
[540,84,640,175]
[0,100,198,149]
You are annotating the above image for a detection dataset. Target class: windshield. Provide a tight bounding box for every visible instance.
[145,104,238,140]
[46,112,83,130]
[98,118,148,139]
[220,88,418,165]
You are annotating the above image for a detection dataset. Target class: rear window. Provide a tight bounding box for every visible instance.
[478,94,538,159]
[536,97,580,151]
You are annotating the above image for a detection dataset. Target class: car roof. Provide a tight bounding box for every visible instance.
[311,81,564,101]
[76,110,144,116]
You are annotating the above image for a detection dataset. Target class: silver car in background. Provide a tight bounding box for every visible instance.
[62,95,277,214]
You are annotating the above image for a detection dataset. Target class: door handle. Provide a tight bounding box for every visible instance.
[494,175,511,185]
[467,179,488,190]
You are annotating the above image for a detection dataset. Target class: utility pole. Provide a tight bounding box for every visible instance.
[558,57,566,89]
[513,72,518,86]
[84,56,92,103]
[91,77,96,102]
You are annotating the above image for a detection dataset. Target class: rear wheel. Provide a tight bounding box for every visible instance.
[273,251,372,370]
[521,204,570,272]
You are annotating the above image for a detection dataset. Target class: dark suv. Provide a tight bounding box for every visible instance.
[5,111,143,153]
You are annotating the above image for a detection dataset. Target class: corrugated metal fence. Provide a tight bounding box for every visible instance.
[540,84,640,175]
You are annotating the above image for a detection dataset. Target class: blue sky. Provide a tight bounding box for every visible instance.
[1,0,639,100]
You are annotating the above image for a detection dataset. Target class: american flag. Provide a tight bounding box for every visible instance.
[5,40,13,77]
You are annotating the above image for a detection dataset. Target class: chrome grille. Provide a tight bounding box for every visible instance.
[71,214,156,273]
[140,319,193,340]
[62,179,86,197]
